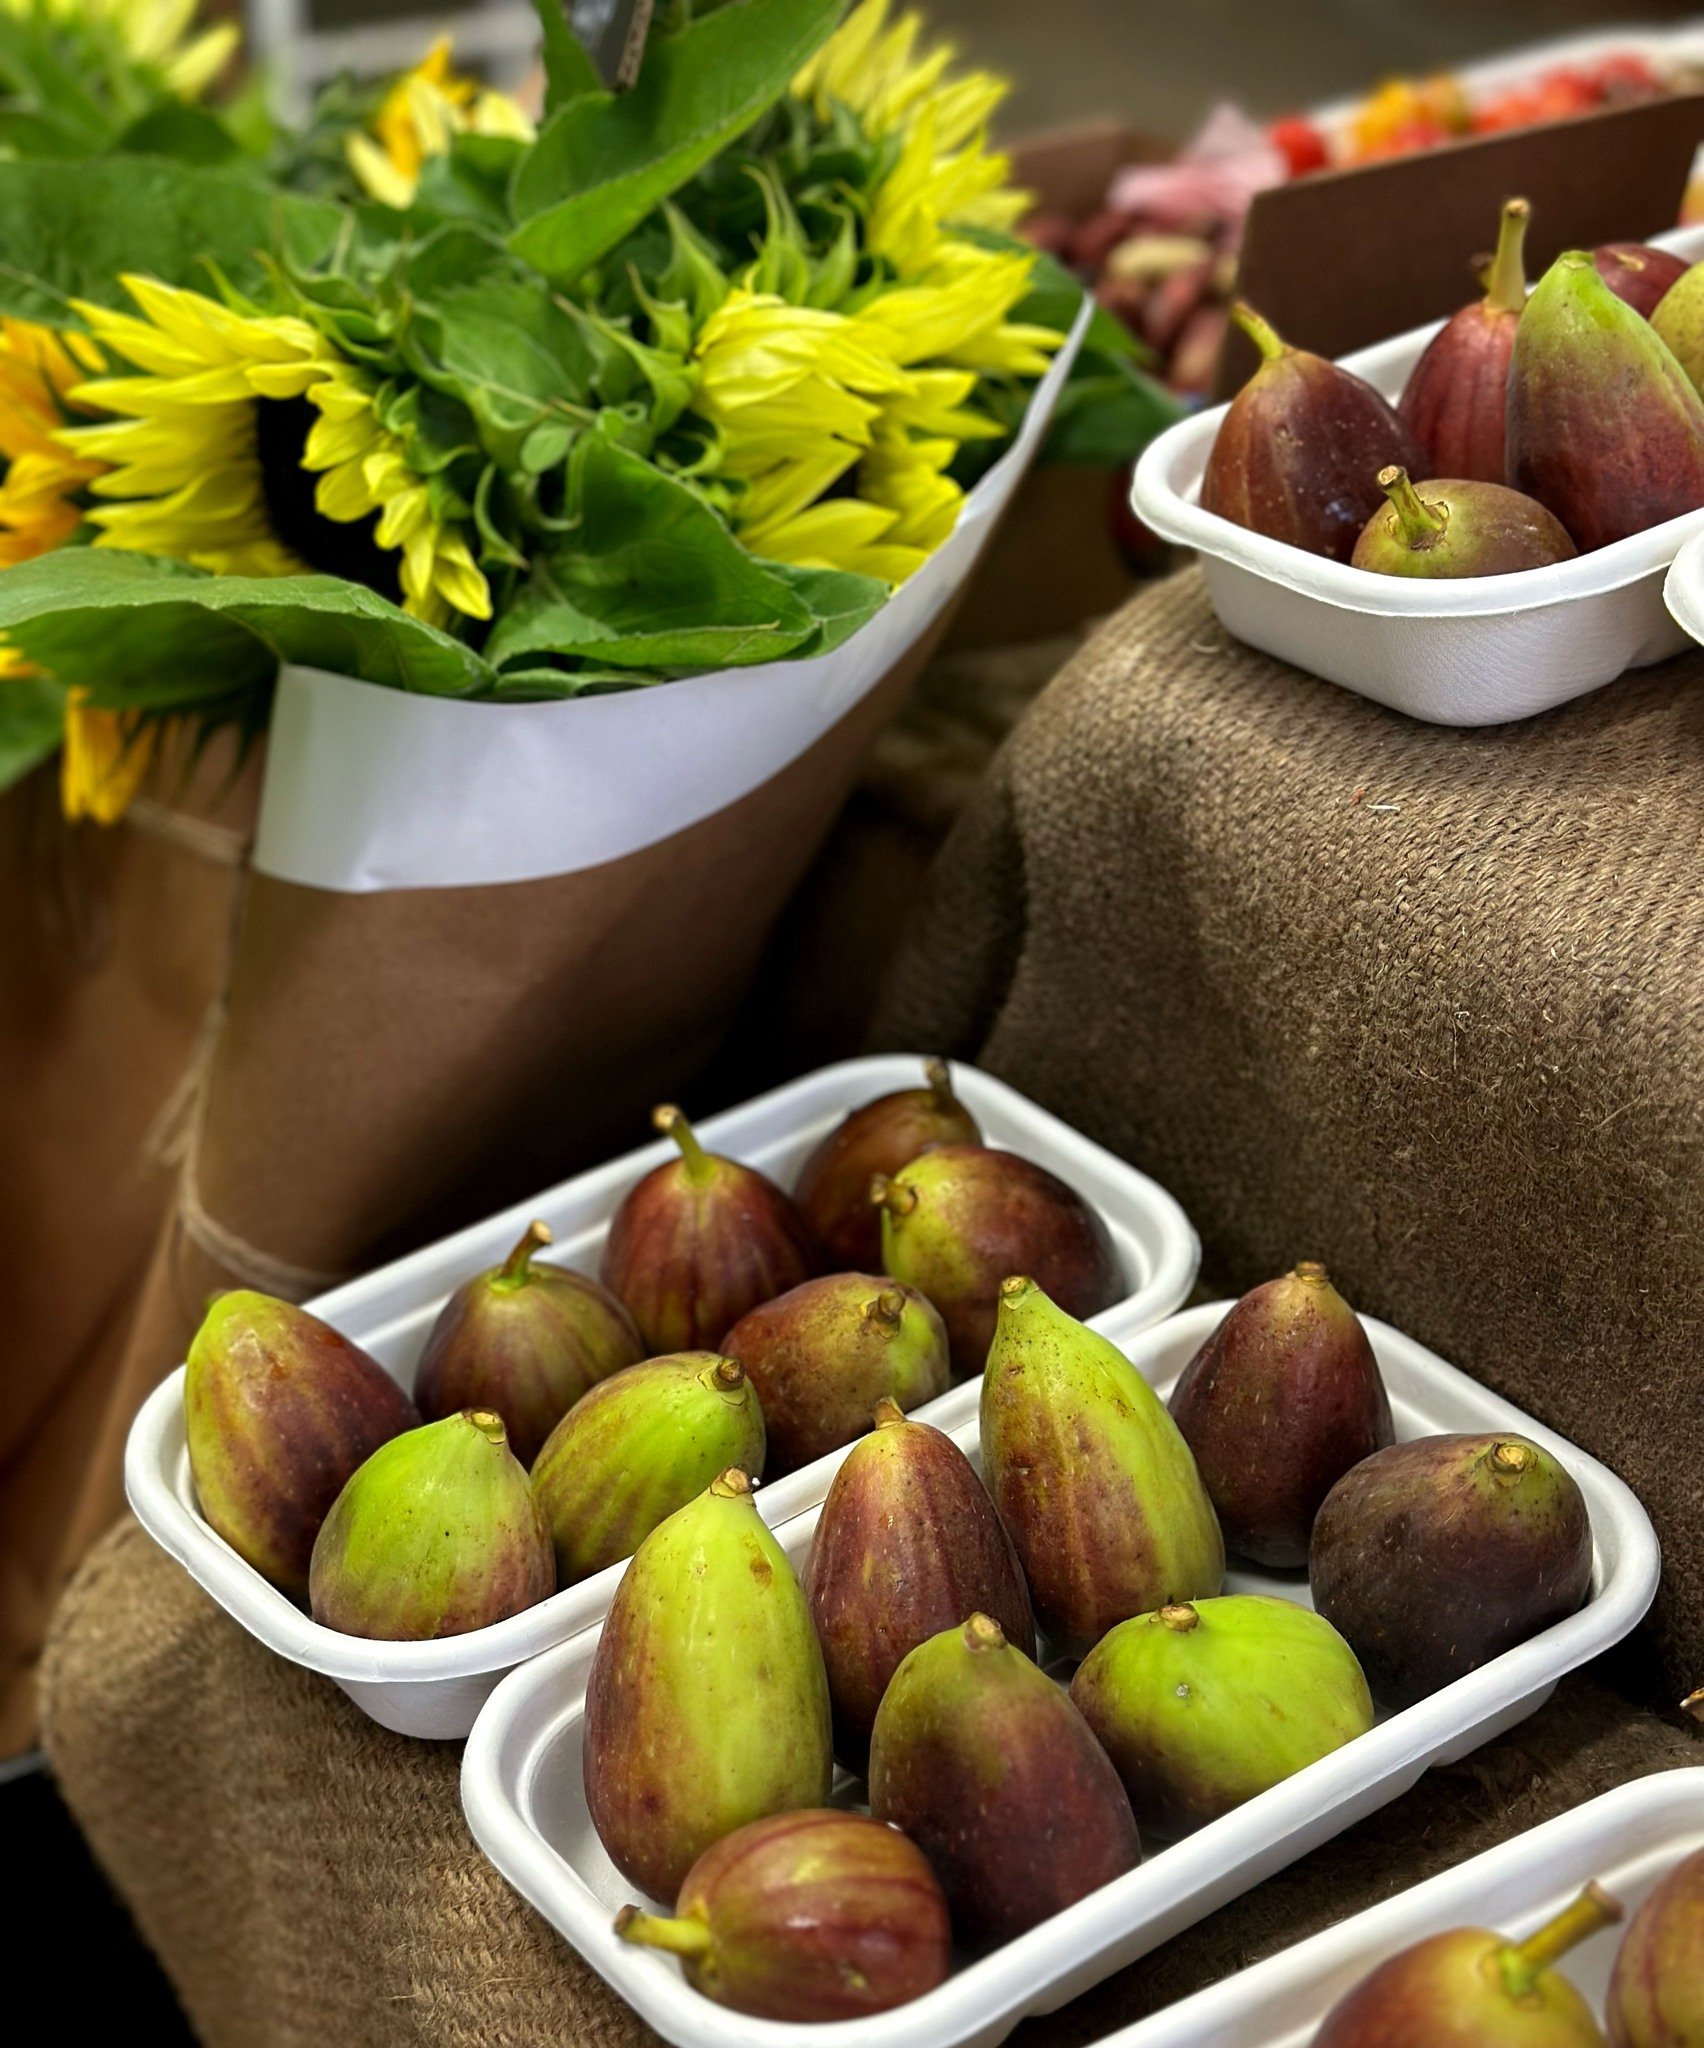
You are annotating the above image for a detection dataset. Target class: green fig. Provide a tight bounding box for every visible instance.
[869,1613,1141,1946]
[871,1146,1120,1378]
[1351,467,1576,577]
[1312,1884,1623,2047]
[981,1277,1223,1657]
[614,1810,951,2022]
[1070,1595,1373,1835]
[414,1221,644,1467]
[307,1409,554,1639]
[1607,1844,1704,2048]
[584,1468,832,1902]
[1507,251,1704,551]
[1310,1433,1593,1708]
[1168,1262,1393,1567]
[185,1289,419,1599]
[1652,260,1704,395]
[721,1275,949,1476]
[601,1105,820,1354]
[530,1352,765,1584]
[805,1396,1035,1768]
[794,1058,981,1271]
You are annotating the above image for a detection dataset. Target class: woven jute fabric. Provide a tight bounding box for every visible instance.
[877,566,1704,1701]
[42,1521,1702,2048]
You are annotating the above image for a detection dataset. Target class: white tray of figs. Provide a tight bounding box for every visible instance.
[459,1297,1660,2048]
[1108,1767,1704,2047]
[124,1055,1199,1739]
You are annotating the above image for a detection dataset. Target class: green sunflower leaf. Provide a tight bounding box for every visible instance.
[115,102,244,167]
[508,0,842,283]
[0,666,67,796]
[530,0,602,115]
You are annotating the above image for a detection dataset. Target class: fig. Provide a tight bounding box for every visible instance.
[1400,196,1529,484]
[414,1221,644,1468]
[185,1289,419,1599]
[1310,1433,1593,1709]
[1595,241,1689,320]
[871,1146,1120,1378]
[1607,1844,1704,2047]
[1313,1884,1623,2048]
[1651,260,1704,395]
[584,1468,832,1902]
[1202,300,1425,562]
[981,1276,1222,1657]
[530,1351,764,1584]
[601,1105,819,1354]
[1352,466,1576,578]
[721,1275,948,1476]
[1070,1595,1373,1835]
[870,1613,1139,1946]
[614,1810,950,2022]
[794,1057,980,1271]
[1507,251,1704,551]
[1168,1262,1394,1566]
[307,1409,554,1639]
[805,1396,1034,1768]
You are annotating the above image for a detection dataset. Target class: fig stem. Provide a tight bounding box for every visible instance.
[1292,1260,1330,1285]
[1160,1603,1201,1633]
[1489,1440,1534,1480]
[924,1056,957,1112]
[615,1905,713,1960]
[709,1358,745,1392]
[964,1613,1006,1651]
[1379,466,1447,550]
[497,1219,552,1286]
[867,1286,908,1329]
[709,1467,753,1501]
[1485,196,1530,315]
[872,1395,907,1428]
[1231,300,1287,363]
[654,1104,712,1185]
[869,1173,918,1218]
[468,1409,507,1446]
[1494,1884,1622,1999]
[1682,1686,1704,1723]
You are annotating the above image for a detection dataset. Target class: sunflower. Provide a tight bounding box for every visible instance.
[0,317,107,565]
[346,37,535,209]
[2,0,239,98]
[61,685,158,824]
[60,276,491,627]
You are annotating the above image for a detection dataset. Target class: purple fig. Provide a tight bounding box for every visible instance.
[1607,1843,1704,2047]
[1352,465,1576,577]
[1399,197,1529,485]
[614,1810,951,2021]
[1203,301,1426,562]
[307,1409,554,1639]
[1169,1262,1394,1566]
[871,1145,1120,1378]
[721,1275,948,1476]
[869,1613,1141,1946]
[601,1105,820,1354]
[794,1058,980,1270]
[185,1289,418,1599]
[805,1396,1034,1768]
[414,1220,644,1468]
[1595,241,1689,320]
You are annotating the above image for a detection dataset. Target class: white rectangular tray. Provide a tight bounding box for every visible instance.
[1131,225,1704,726]
[1103,1767,1704,2048]
[125,1055,1199,1740]
[459,1302,1660,2048]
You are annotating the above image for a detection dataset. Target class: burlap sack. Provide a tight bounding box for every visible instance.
[876,566,1704,1700]
[41,1521,1702,2048]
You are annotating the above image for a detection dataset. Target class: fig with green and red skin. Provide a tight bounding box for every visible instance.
[414,1220,644,1468]
[981,1277,1222,1658]
[308,1409,554,1639]
[1351,466,1577,578]
[1607,1844,1704,2048]
[1168,1262,1394,1566]
[530,1351,765,1584]
[584,1468,831,1903]
[795,1057,981,1271]
[1595,241,1689,320]
[601,1105,820,1355]
[1400,197,1530,484]
[1312,1884,1623,2048]
[805,1397,1034,1769]
[869,1612,1140,1947]
[871,1146,1120,1378]
[721,1274,948,1476]
[1203,300,1425,562]
[613,1810,951,2023]
[1507,251,1704,551]
[1310,1432,1593,1709]
[185,1289,419,1599]
[1652,260,1704,396]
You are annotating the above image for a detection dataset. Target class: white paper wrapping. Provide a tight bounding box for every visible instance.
[252,305,1088,893]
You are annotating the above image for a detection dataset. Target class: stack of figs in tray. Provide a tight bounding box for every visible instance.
[553,1261,1602,2026]
[1204,195,1704,578]
[177,1059,1126,1645]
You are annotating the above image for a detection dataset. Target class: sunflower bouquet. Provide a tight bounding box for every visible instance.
[0,0,1175,824]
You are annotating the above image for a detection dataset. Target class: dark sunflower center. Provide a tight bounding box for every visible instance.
[255,396,403,604]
